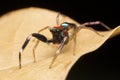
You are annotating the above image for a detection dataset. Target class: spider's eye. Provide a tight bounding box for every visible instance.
[61,23,69,28]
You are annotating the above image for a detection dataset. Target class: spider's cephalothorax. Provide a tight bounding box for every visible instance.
[18,13,111,69]
[49,22,77,44]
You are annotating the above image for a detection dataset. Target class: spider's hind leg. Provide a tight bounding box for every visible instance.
[78,21,112,37]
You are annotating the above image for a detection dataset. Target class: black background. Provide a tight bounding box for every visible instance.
[0,0,120,80]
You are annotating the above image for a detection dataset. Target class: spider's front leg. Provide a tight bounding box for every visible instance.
[49,36,68,69]
[33,26,49,42]
[19,33,47,69]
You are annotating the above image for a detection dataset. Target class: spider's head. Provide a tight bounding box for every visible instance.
[60,22,69,29]
[61,22,77,29]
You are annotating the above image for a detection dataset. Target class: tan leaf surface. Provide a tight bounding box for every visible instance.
[0,7,120,80]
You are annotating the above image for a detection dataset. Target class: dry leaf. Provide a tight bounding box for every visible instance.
[0,7,120,80]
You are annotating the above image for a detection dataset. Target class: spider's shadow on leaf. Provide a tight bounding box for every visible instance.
[66,35,120,80]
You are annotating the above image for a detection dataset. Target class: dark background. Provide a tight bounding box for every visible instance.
[0,0,120,80]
